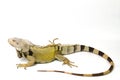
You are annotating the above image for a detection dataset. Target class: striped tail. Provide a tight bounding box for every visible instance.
[38,45,114,77]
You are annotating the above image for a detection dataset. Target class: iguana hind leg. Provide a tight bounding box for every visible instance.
[55,53,78,68]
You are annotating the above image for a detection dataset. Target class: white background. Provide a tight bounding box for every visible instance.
[0,0,120,80]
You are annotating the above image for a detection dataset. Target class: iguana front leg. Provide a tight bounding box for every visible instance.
[17,55,35,69]
[55,52,78,68]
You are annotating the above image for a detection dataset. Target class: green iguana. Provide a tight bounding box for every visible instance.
[8,37,114,77]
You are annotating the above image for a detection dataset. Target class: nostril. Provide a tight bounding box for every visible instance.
[12,40,16,42]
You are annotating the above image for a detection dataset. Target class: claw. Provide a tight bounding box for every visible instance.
[63,62,78,68]
[16,64,27,69]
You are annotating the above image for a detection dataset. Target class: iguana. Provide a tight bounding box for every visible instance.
[8,37,114,77]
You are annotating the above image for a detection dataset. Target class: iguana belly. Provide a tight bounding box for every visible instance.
[31,46,56,63]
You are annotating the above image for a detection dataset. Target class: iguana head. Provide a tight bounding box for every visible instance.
[8,37,34,52]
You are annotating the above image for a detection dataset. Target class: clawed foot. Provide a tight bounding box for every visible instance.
[49,38,58,45]
[62,59,78,68]
[16,64,28,69]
